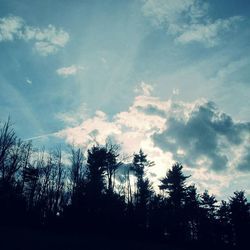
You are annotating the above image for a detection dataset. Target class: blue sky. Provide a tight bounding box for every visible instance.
[1,0,250,199]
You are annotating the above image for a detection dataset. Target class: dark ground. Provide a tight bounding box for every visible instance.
[1,226,236,250]
[0,226,178,250]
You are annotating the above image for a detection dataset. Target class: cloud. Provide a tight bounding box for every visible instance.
[172,88,179,95]
[56,93,250,173]
[142,0,204,26]
[0,15,69,55]
[176,16,243,47]
[55,90,250,196]
[142,0,243,47]
[134,81,154,96]
[0,16,23,41]
[55,103,88,126]
[56,94,250,173]
[26,78,32,84]
[213,57,249,81]
[58,110,120,147]
[153,100,250,171]
[237,147,250,171]
[56,65,84,77]
[187,167,232,196]
[24,25,69,56]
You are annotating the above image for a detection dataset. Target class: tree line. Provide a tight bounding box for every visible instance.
[0,119,249,249]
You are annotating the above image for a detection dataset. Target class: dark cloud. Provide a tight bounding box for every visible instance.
[152,101,250,171]
[237,148,250,171]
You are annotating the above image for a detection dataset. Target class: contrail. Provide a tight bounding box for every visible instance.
[24,131,60,141]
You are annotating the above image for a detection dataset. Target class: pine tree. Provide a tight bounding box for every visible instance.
[159,162,189,243]
[229,191,250,247]
[159,162,189,209]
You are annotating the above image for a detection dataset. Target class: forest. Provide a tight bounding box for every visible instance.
[0,118,249,250]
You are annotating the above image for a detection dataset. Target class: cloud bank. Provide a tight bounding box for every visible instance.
[55,82,250,196]
[0,15,69,55]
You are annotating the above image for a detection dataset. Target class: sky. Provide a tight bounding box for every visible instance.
[0,0,250,199]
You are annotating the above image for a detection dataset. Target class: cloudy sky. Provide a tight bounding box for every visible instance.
[1,0,250,199]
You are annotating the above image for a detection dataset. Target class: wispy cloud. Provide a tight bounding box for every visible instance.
[56,65,84,77]
[213,57,249,81]
[142,0,243,47]
[172,88,179,95]
[26,78,32,84]
[0,15,23,41]
[55,103,88,126]
[134,81,154,96]
[0,15,69,55]
[176,16,243,47]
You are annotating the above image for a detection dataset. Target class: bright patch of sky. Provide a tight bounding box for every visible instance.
[0,0,250,199]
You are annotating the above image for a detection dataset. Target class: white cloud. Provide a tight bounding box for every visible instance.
[58,111,120,147]
[56,65,84,77]
[134,81,154,96]
[26,78,32,84]
[24,24,69,55]
[0,16,23,41]
[56,103,88,126]
[142,0,201,26]
[34,41,57,56]
[55,88,250,198]
[142,0,243,47]
[176,16,243,47]
[172,88,179,95]
[0,15,69,55]
[187,167,232,197]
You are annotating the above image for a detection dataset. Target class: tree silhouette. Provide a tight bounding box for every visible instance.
[22,164,39,211]
[131,150,154,232]
[70,146,85,206]
[217,200,232,246]
[1,118,250,249]
[131,149,154,206]
[184,184,200,241]
[199,190,218,245]
[0,119,29,224]
[86,145,108,197]
[105,142,121,195]
[159,162,189,209]
[159,162,190,243]
[229,191,250,247]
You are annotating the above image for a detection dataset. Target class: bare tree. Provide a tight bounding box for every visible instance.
[0,118,32,184]
[70,146,85,204]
